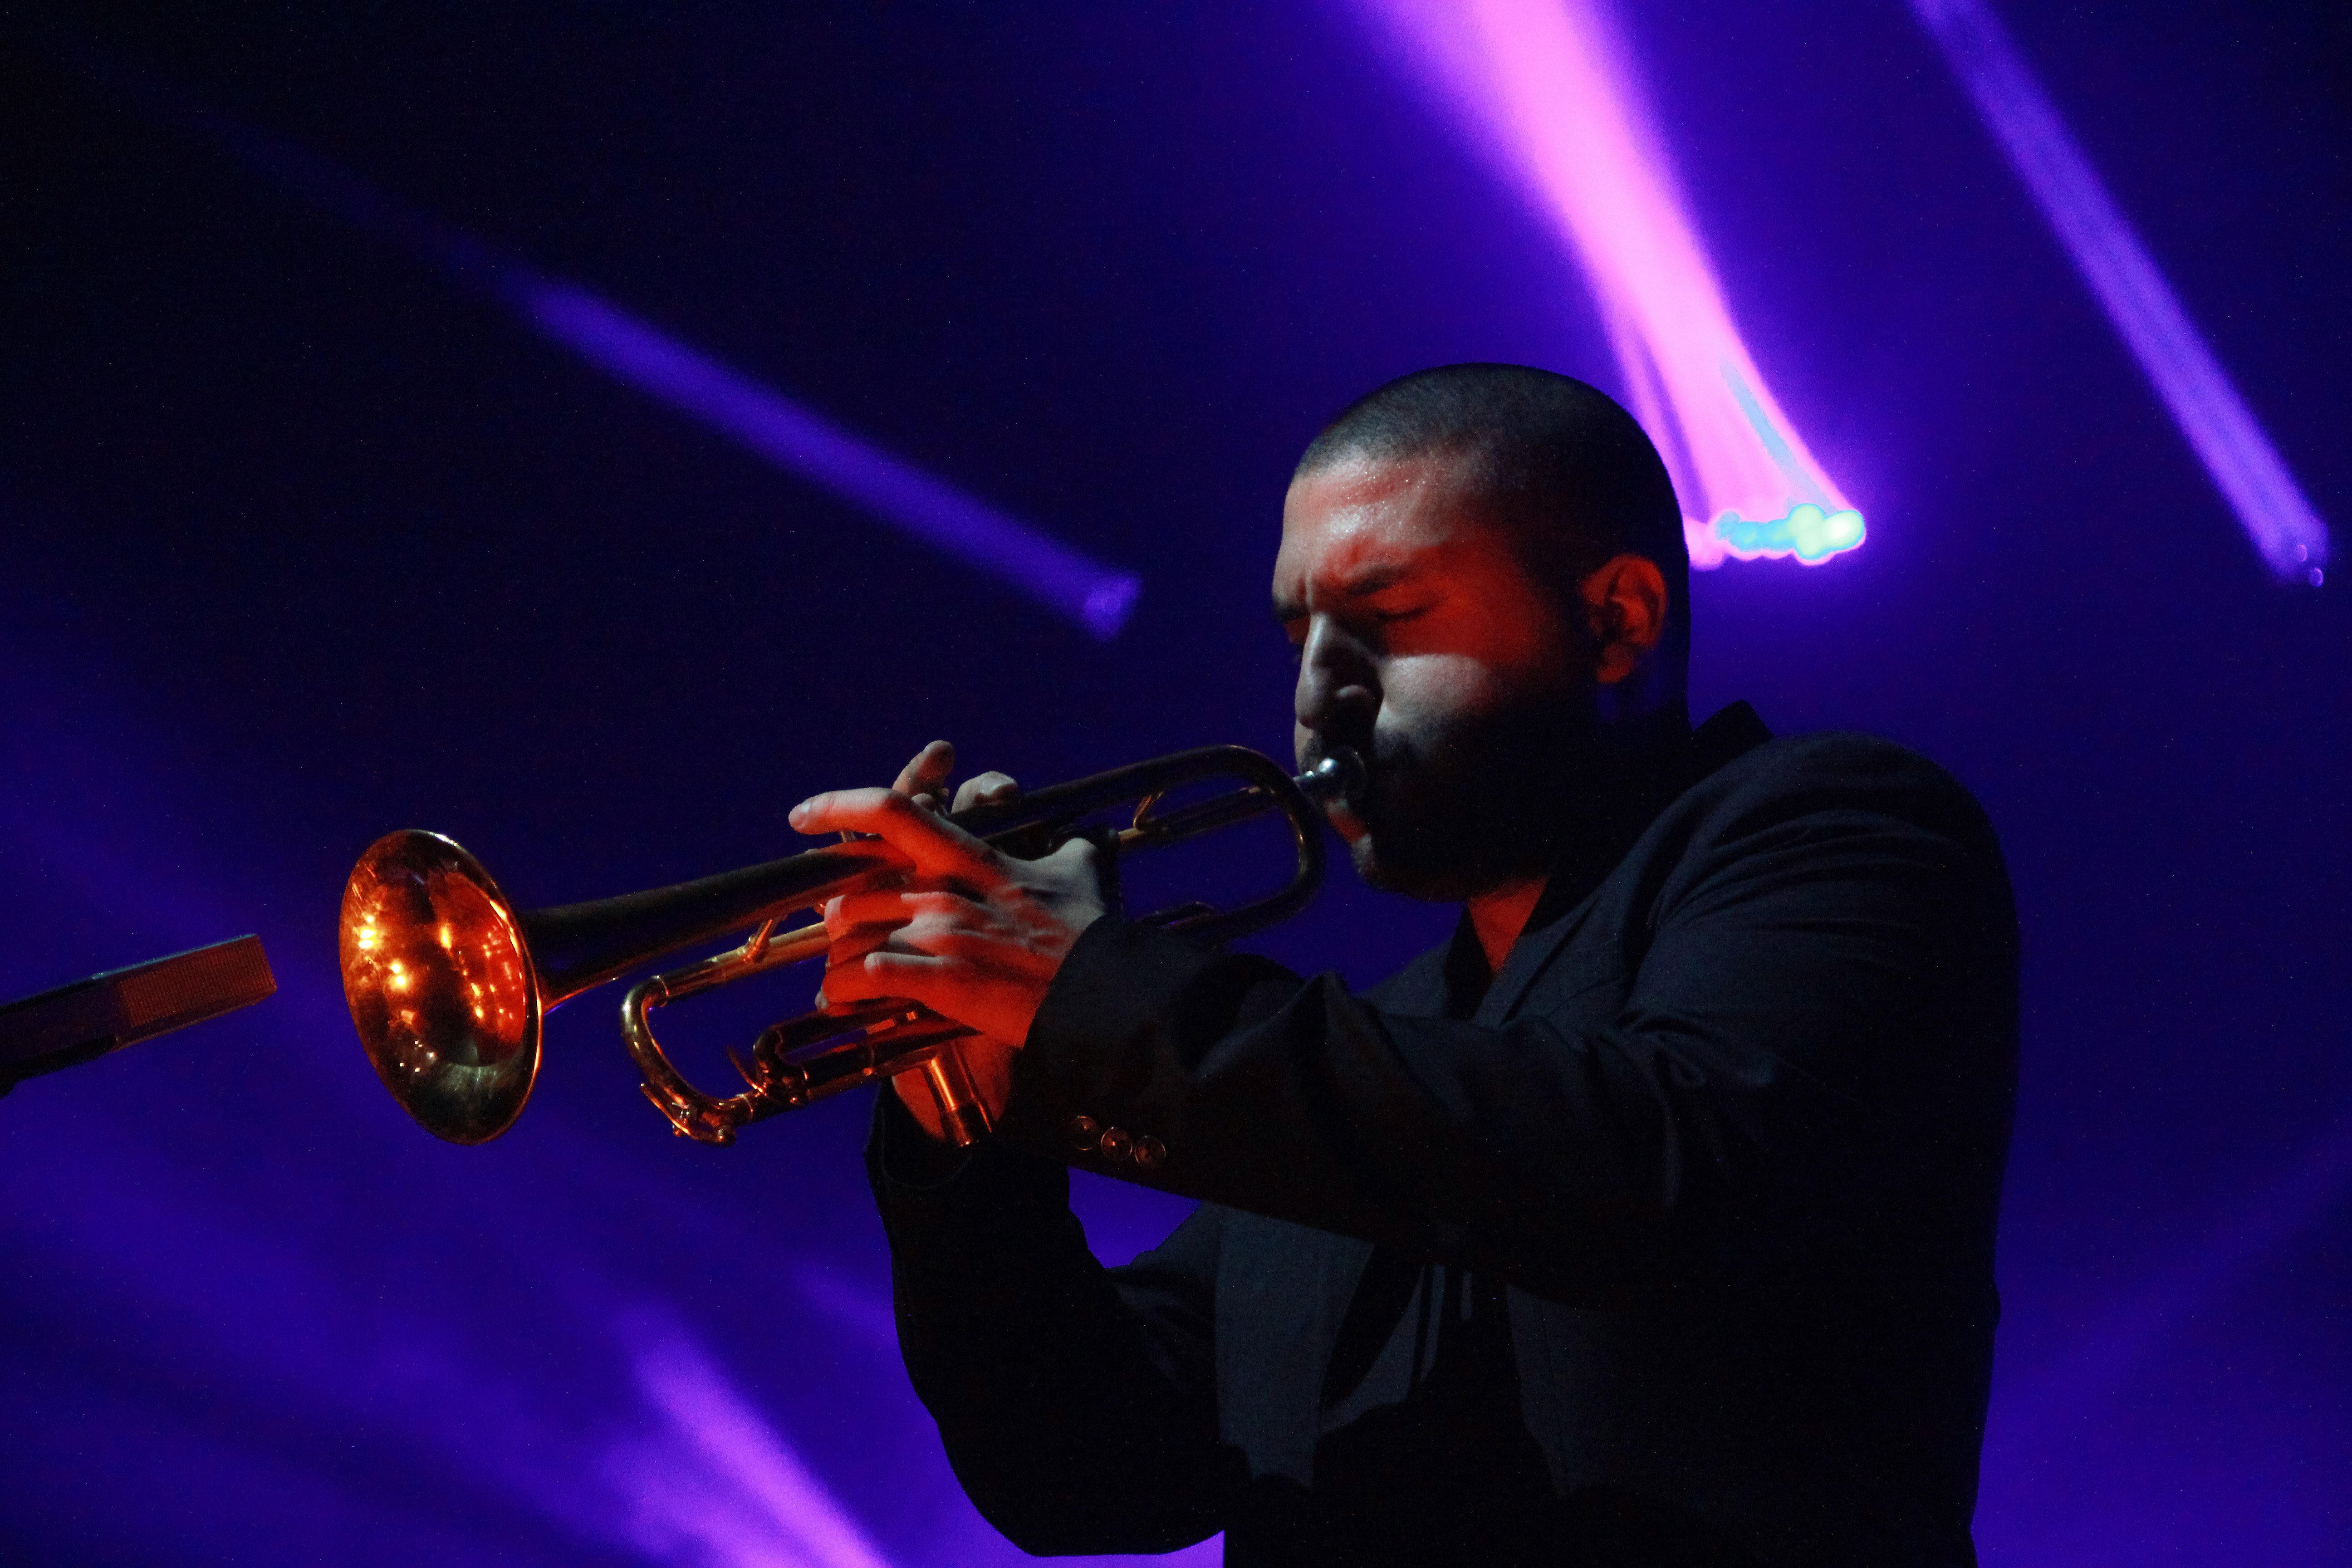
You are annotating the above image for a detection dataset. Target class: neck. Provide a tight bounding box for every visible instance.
[1461,694,1695,974]
[1466,876,1549,973]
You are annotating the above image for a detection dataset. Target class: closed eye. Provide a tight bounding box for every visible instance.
[1364,595,1439,632]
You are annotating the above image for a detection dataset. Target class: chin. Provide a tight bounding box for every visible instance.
[1349,835,1481,904]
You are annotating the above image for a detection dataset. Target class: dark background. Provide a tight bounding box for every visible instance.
[2,2,2346,1563]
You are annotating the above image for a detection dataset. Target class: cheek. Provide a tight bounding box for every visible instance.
[1373,653,1514,742]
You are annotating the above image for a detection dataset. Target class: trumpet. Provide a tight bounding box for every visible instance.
[338,745,1361,1148]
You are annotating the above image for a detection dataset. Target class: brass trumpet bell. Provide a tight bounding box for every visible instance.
[339,832,540,1145]
[340,824,905,1144]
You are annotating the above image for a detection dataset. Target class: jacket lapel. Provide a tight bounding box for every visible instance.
[1474,891,1599,1027]
[1475,701,1775,1028]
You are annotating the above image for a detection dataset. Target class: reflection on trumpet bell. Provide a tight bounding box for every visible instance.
[340,832,540,1146]
[340,819,906,1146]
[338,744,1361,1149]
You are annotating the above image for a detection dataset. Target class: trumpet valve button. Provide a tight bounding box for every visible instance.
[1133,1135,1167,1171]
[1067,1115,1102,1153]
[1098,1127,1133,1162]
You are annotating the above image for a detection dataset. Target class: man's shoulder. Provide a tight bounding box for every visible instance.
[1684,720,1997,844]
[1630,718,2012,907]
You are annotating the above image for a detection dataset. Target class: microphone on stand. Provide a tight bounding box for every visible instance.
[0,936,276,1095]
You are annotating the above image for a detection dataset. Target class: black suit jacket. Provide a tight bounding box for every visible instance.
[867,705,2018,1566]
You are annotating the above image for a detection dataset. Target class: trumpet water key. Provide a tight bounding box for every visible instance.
[339,745,1361,1148]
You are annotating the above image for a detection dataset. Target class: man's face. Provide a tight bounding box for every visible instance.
[1276,450,1591,901]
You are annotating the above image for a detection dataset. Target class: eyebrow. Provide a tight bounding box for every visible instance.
[1271,562,1415,622]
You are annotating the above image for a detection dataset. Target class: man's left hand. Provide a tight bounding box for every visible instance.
[790,760,1108,1053]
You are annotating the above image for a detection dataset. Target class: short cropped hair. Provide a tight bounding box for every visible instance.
[1294,364,1690,669]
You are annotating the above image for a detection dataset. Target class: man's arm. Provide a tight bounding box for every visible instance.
[1007,746,2012,1305]
[867,1094,1232,1554]
[815,738,2016,1305]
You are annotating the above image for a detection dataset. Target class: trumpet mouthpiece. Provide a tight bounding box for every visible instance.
[1298,748,1366,808]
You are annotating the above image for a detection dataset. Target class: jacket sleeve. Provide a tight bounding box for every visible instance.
[996,746,2018,1305]
[865,1093,1232,1554]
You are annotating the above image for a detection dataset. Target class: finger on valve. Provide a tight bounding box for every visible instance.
[892,740,957,809]
[951,770,1021,813]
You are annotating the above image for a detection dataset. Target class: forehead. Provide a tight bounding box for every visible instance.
[1274,452,1504,596]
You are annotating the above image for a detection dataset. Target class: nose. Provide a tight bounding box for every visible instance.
[1294,615,1378,743]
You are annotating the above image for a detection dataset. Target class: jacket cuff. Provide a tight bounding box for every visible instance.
[996,914,1297,1186]
[865,1088,1073,1260]
[1026,914,1226,1054]
[869,1085,980,1189]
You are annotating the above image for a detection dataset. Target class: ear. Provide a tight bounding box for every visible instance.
[1579,554,1669,685]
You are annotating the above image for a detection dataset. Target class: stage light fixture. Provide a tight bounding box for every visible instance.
[1351,0,1866,568]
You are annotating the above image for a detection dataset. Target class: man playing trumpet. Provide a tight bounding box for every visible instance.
[790,365,2017,1568]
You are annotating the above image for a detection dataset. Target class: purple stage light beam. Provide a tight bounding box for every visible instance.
[1349,0,1866,568]
[616,1333,898,1568]
[520,284,1141,637]
[1996,1093,2352,1449]
[60,44,1142,637]
[1908,0,2331,583]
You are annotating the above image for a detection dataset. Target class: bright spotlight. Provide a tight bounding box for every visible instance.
[1350,0,1867,568]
